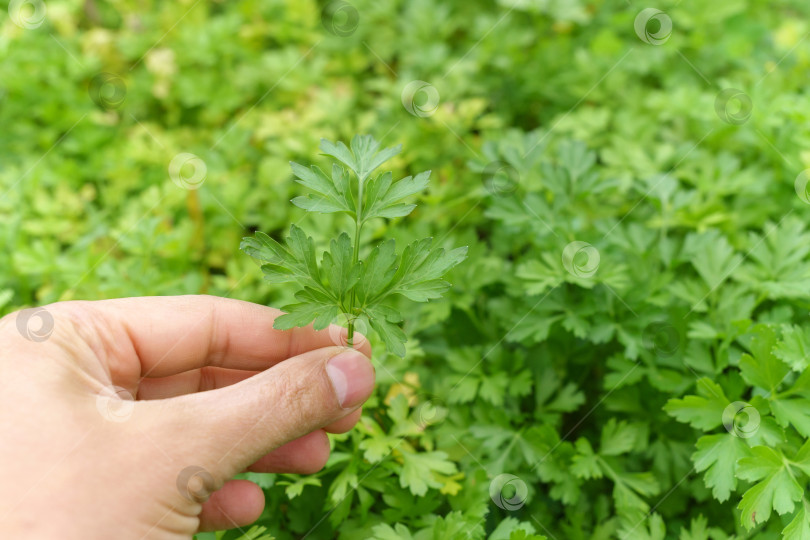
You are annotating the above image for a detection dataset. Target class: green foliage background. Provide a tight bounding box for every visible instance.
[3,0,810,538]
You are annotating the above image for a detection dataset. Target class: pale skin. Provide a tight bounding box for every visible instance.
[0,295,376,539]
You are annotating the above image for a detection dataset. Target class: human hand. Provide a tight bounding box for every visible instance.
[0,295,375,539]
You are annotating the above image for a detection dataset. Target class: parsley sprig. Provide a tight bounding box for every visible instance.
[241,135,467,356]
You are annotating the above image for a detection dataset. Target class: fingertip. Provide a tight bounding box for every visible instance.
[177,345,374,477]
[324,408,363,434]
[247,430,331,474]
[198,479,265,532]
[326,349,375,410]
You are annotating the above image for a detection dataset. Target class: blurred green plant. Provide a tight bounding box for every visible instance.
[3,0,810,538]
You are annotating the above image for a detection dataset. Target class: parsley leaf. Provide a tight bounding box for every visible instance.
[664,378,730,431]
[737,446,803,529]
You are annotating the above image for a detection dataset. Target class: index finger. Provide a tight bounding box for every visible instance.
[76,295,372,378]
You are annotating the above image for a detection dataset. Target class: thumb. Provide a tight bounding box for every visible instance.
[167,346,375,477]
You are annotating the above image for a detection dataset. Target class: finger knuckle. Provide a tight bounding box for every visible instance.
[272,363,325,427]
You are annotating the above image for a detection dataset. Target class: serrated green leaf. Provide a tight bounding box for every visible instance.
[321,232,360,300]
[774,324,810,372]
[685,230,743,290]
[399,450,456,496]
[291,194,348,213]
[385,239,468,302]
[275,287,338,331]
[600,418,644,456]
[737,446,803,529]
[357,240,398,304]
[366,304,406,357]
[783,501,810,540]
[363,171,393,217]
[692,433,750,502]
[260,263,298,284]
[364,170,431,220]
[620,471,660,497]
[240,231,288,264]
[242,228,326,292]
[320,135,401,183]
[571,438,602,479]
[664,378,729,431]
[319,138,357,174]
[289,162,354,215]
[613,480,651,524]
[371,523,414,540]
[678,515,709,540]
[739,324,790,392]
[770,398,810,438]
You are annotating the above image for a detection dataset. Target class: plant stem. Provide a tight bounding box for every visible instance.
[347,173,364,348]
